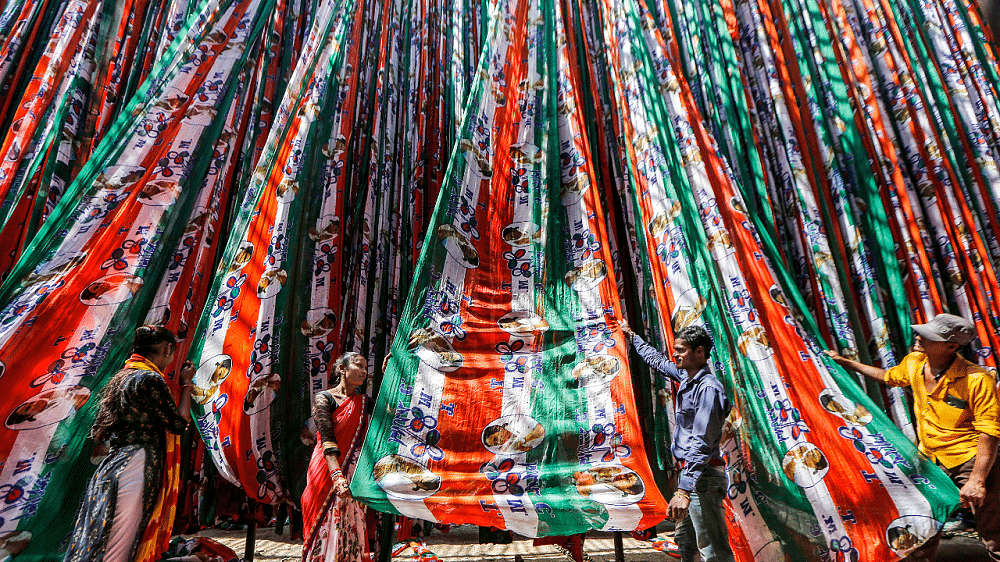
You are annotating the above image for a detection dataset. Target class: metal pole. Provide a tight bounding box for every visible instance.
[244,521,257,562]
[275,502,287,536]
[613,531,625,562]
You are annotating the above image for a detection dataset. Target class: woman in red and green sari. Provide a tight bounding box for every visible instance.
[302,352,373,562]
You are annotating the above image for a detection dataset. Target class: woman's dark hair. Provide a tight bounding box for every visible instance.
[132,325,176,358]
[675,325,713,357]
[330,351,364,386]
[90,369,133,442]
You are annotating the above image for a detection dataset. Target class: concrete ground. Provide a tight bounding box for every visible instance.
[202,523,992,561]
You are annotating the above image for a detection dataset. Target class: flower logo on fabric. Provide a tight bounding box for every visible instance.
[727,469,748,500]
[314,243,337,274]
[408,408,443,461]
[728,288,758,324]
[503,249,532,277]
[60,343,97,367]
[101,239,146,271]
[838,426,894,469]
[510,167,527,188]
[214,273,246,316]
[586,323,616,353]
[255,450,279,499]
[590,423,631,461]
[170,237,197,271]
[436,297,467,340]
[0,481,26,504]
[1,300,36,327]
[561,148,585,176]
[31,359,68,387]
[480,458,539,496]
[439,317,466,341]
[249,335,272,376]
[656,241,680,264]
[496,340,528,374]
[312,341,335,375]
[141,113,170,138]
[572,230,601,261]
[460,216,480,240]
[771,399,808,439]
[496,340,525,357]
[828,536,859,562]
[157,151,189,177]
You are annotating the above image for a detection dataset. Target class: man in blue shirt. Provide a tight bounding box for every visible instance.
[622,321,734,562]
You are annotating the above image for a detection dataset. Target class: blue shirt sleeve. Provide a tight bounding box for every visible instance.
[629,333,683,384]
[677,384,729,492]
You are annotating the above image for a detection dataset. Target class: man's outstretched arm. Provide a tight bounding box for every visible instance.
[824,350,887,382]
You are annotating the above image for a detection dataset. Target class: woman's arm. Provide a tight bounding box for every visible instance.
[314,392,351,499]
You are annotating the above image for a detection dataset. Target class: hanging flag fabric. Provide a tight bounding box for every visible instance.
[185,0,362,504]
[593,0,960,558]
[0,0,272,556]
[351,0,668,536]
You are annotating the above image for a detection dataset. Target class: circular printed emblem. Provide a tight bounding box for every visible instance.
[309,216,340,242]
[572,466,645,506]
[136,179,180,206]
[437,224,479,268]
[706,228,735,258]
[79,273,143,306]
[482,415,546,454]
[571,355,621,388]
[256,268,287,299]
[886,515,938,558]
[782,443,829,488]
[408,328,463,372]
[671,288,706,331]
[497,311,549,336]
[193,354,232,406]
[0,531,32,559]
[559,173,591,206]
[373,454,442,500]
[26,251,87,284]
[6,386,91,430]
[736,325,773,361]
[243,372,281,415]
[564,260,607,292]
[93,165,146,192]
[501,222,540,247]
[300,308,337,338]
[647,202,680,238]
[229,242,254,273]
[818,389,872,426]
[276,178,299,203]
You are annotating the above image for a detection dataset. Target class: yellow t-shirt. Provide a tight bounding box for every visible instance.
[884,352,1000,468]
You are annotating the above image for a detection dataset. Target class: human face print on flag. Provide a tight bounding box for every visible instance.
[594,0,960,558]
[350,0,667,537]
[0,0,273,555]
[185,0,362,504]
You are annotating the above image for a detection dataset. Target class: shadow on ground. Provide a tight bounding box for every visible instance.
[201,522,992,561]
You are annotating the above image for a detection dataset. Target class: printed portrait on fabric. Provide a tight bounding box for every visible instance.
[6,386,91,430]
[373,454,442,499]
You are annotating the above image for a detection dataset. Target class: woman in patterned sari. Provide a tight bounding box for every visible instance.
[301,352,373,562]
[64,325,193,562]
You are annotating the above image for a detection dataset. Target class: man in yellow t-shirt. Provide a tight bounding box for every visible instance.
[827,313,1000,560]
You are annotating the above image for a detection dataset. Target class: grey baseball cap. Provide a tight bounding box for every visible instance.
[911,313,977,345]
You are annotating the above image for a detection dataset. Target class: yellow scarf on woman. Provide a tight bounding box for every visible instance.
[124,355,185,562]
